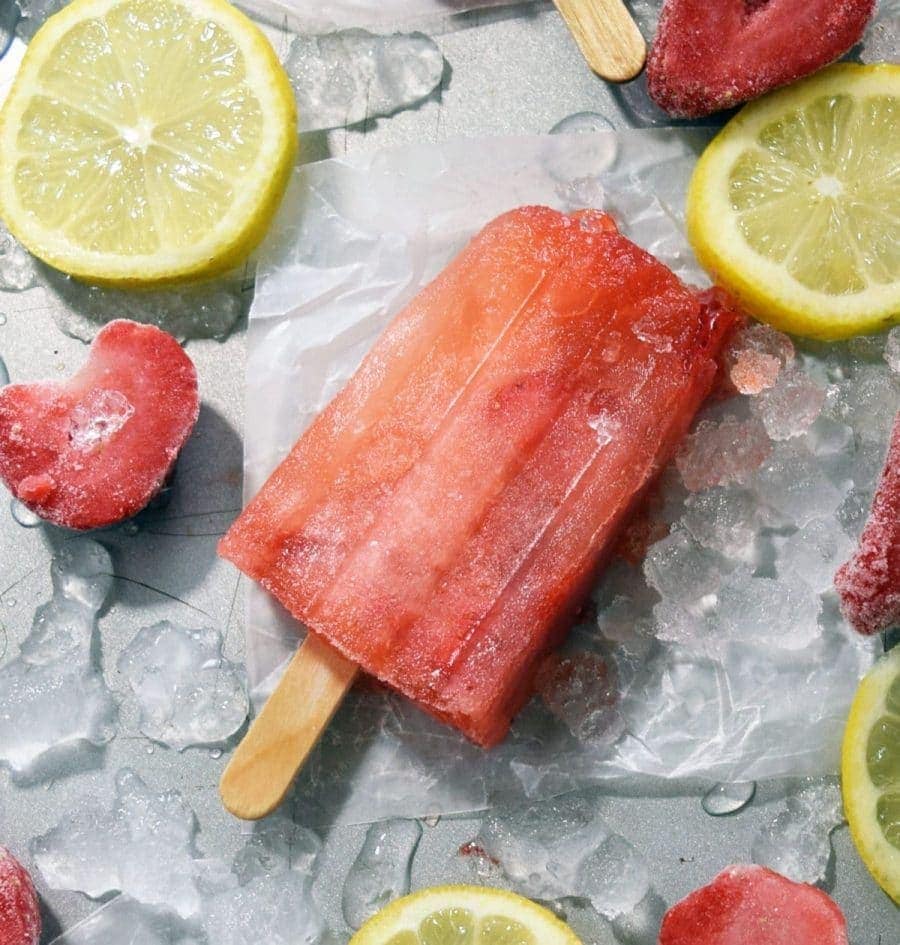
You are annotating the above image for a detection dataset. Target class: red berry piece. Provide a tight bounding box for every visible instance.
[0,320,199,530]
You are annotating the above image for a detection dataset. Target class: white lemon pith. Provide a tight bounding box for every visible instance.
[687,63,900,340]
[842,647,900,904]
[0,0,297,285]
[350,885,583,945]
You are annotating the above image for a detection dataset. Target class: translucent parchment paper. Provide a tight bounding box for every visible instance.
[244,131,878,825]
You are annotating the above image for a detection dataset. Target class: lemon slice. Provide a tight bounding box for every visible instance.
[0,0,296,286]
[349,885,583,945]
[842,647,900,903]
[687,62,900,341]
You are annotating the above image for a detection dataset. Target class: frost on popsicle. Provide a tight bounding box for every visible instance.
[750,780,845,885]
[285,29,444,132]
[117,621,248,751]
[341,819,422,930]
[0,539,117,782]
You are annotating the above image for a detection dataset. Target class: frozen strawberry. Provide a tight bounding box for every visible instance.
[0,847,40,945]
[660,865,849,945]
[647,0,876,117]
[835,413,900,636]
[0,320,199,530]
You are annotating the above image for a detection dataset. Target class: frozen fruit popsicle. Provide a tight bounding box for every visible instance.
[659,865,849,945]
[835,412,900,636]
[0,320,198,530]
[220,206,740,747]
[0,847,41,945]
[647,0,875,117]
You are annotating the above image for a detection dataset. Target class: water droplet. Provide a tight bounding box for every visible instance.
[5,598,16,608]
[422,815,441,828]
[209,748,222,759]
[702,781,756,816]
[0,355,8,386]
[146,746,154,755]
[550,111,615,136]
[0,313,7,326]
[10,498,42,528]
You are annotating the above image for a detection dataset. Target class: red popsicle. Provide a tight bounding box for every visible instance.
[659,865,849,945]
[647,0,876,118]
[220,206,740,746]
[835,412,900,636]
[0,320,199,530]
[0,847,40,945]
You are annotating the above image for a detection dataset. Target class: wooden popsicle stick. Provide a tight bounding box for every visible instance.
[220,633,358,820]
[554,0,647,82]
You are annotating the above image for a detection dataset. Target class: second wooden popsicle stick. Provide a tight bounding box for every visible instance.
[220,633,358,821]
[554,0,647,82]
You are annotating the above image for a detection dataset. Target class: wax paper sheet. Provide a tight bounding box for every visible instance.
[243,130,879,826]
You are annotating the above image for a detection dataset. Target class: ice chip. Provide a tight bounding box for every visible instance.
[652,598,712,647]
[751,780,845,884]
[232,815,321,886]
[701,781,756,816]
[577,833,651,919]
[117,621,249,751]
[681,486,759,559]
[750,366,826,441]
[780,519,855,594]
[285,29,444,133]
[50,896,202,945]
[32,768,202,918]
[724,322,795,396]
[717,567,822,650]
[534,652,624,745]
[69,389,135,453]
[676,417,771,492]
[884,327,900,373]
[644,530,722,605]
[341,819,422,929]
[753,441,847,527]
[0,538,116,780]
[0,222,37,292]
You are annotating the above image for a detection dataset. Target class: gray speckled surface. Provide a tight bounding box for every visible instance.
[0,1,897,942]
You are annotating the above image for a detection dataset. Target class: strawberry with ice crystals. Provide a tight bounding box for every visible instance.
[0,848,40,945]
[647,0,876,117]
[660,865,848,945]
[0,320,198,530]
[835,413,900,636]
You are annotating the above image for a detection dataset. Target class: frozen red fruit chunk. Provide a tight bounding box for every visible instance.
[835,413,900,636]
[220,206,740,747]
[0,320,199,530]
[647,0,876,117]
[660,865,849,945]
[0,847,41,945]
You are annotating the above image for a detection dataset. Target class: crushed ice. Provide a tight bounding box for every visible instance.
[750,780,845,885]
[49,895,202,945]
[341,818,422,930]
[0,222,37,292]
[285,29,444,133]
[0,539,117,781]
[118,621,248,751]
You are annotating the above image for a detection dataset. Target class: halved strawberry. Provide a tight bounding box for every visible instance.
[0,847,40,945]
[659,865,849,945]
[0,320,199,530]
[835,413,900,636]
[647,0,876,117]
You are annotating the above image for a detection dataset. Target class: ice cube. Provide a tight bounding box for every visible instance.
[652,598,713,647]
[750,366,826,441]
[285,30,444,133]
[884,327,900,373]
[643,530,722,605]
[576,833,651,919]
[33,768,202,918]
[50,896,201,945]
[676,417,771,492]
[0,539,116,781]
[724,323,795,396]
[232,814,321,886]
[717,566,822,650]
[534,652,624,745]
[750,780,845,884]
[117,621,248,751]
[701,781,756,816]
[779,518,855,594]
[829,362,899,446]
[680,486,759,559]
[341,819,422,930]
[0,222,37,292]
[546,112,619,189]
[753,441,847,527]
[48,270,246,343]
[69,389,135,453]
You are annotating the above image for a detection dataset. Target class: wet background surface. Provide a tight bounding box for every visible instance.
[0,1,897,941]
